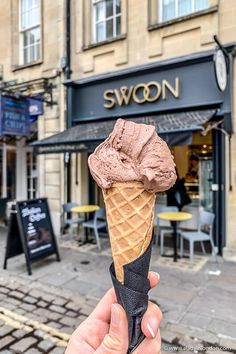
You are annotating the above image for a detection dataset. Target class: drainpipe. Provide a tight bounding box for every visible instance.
[65,0,72,204]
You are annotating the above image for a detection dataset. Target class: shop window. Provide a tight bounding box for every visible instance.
[19,0,41,64]
[159,0,209,22]
[26,151,38,200]
[92,0,121,43]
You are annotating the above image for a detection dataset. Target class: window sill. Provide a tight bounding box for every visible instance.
[148,6,218,31]
[83,34,126,51]
[12,60,43,72]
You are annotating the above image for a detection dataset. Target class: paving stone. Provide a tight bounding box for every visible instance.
[208,319,236,339]
[52,298,68,306]
[38,300,48,308]
[0,287,9,294]
[10,337,38,353]
[66,311,77,318]
[6,282,19,290]
[77,315,87,325]
[0,319,5,327]
[40,293,55,303]
[24,349,42,354]
[49,305,67,314]
[192,330,219,345]
[10,290,25,299]
[17,286,30,294]
[34,329,47,338]
[79,303,93,316]
[24,296,38,304]
[219,338,236,351]
[48,347,65,354]
[48,312,62,321]
[65,301,81,312]
[38,338,55,352]
[4,297,21,306]
[60,326,74,334]
[0,350,13,354]
[0,302,15,310]
[14,308,26,316]
[12,328,28,339]
[180,312,212,329]
[59,316,79,327]
[29,290,42,299]
[0,325,14,336]
[20,303,37,312]
[160,328,178,344]
[0,336,15,350]
[47,321,63,329]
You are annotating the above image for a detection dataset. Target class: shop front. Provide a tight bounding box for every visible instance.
[0,95,39,223]
[33,46,234,255]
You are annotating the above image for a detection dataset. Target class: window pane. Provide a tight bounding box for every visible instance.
[162,0,176,21]
[96,22,105,42]
[115,0,121,14]
[195,0,208,11]
[178,0,192,16]
[106,0,114,18]
[23,32,29,46]
[24,48,28,64]
[116,15,121,35]
[96,2,104,21]
[106,19,113,38]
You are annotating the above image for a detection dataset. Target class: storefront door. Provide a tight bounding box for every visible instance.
[6,146,17,200]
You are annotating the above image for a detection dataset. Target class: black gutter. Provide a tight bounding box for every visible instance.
[65,0,72,204]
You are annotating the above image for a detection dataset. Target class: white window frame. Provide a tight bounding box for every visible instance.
[19,0,41,65]
[159,0,209,23]
[26,148,38,200]
[92,0,121,43]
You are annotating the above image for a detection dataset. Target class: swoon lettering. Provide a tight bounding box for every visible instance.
[104,78,180,109]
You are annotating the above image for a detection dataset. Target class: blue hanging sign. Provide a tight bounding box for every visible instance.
[28,97,44,116]
[0,95,30,136]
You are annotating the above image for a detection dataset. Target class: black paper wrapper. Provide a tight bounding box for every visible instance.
[109,238,153,353]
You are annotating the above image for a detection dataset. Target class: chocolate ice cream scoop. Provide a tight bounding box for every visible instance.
[88,118,176,193]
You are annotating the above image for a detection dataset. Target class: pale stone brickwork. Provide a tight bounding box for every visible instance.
[0,0,66,235]
[70,0,236,258]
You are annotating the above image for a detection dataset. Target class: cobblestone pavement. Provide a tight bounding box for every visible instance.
[0,275,96,353]
[0,227,236,353]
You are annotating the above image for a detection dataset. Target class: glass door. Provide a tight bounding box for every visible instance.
[6,148,17,199]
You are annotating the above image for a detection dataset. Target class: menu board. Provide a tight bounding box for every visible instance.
[3,198,60,275]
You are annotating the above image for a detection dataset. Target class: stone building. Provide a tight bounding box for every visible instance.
[2,0,236,260]
[0,0,67,233]
[60,0,235,259]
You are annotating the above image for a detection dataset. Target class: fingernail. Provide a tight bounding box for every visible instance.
[111,304,120,326]
[154,272,160,281]
[147,319,159,338]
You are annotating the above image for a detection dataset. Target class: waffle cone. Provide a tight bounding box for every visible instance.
[103,182,156,283]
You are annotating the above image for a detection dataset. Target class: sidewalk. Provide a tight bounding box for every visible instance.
[0,227,236,353]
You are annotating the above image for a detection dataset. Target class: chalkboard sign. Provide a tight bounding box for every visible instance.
[3,198,60,275]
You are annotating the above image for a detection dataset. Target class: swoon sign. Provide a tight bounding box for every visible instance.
[104,78,180,109]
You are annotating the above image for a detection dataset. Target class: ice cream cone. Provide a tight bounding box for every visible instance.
[103,181,156,283]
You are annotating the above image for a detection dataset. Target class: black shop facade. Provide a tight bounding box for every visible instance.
[33,46,234,255]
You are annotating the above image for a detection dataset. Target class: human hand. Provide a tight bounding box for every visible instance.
[65,271,162,354]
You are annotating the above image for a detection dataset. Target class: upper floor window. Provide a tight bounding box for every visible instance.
[92,0,121,43]
[159,0,209,22]
[20,0,41,64]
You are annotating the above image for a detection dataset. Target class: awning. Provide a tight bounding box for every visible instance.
[31,110,217,154]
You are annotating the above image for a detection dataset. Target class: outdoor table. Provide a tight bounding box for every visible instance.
[157,211,192,262]
[71,205,100,243]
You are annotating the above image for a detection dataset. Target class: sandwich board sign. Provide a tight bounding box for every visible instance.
[3,198,60,275]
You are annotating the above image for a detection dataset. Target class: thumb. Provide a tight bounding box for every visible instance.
[96,304,129,354]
